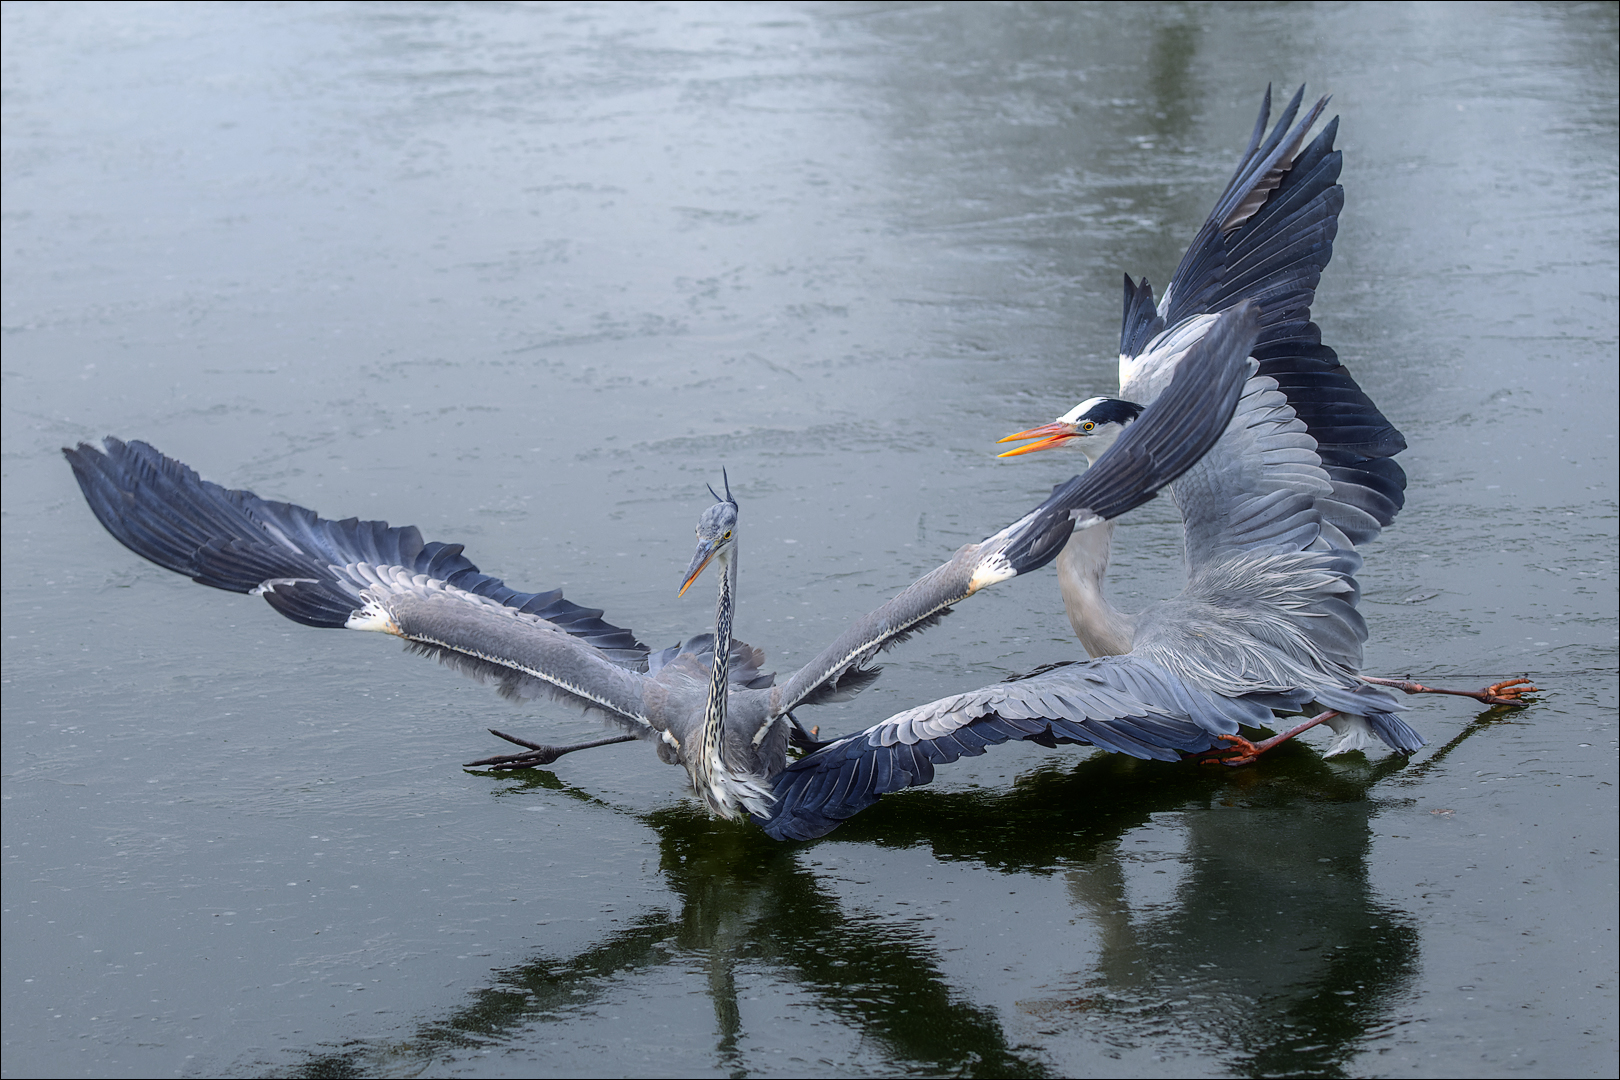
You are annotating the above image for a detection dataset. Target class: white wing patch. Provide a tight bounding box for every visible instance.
[968,550,1016,594]
[346,597,401,635]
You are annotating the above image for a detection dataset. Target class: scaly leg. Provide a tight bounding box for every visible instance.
[1364,675,1536,707]
[1202,710,1341,767]
[465,729,638,770]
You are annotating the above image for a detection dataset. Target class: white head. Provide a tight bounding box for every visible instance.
[996,396,1145,464]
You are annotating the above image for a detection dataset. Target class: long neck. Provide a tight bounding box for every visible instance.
[698,550,735,782]
[1056,520,1136,657]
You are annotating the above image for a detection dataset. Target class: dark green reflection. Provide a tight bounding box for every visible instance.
[286,710,1512,1079]
[821,747,1424,1078]
[1145,12,1200,138]
[293,778,1045,1078]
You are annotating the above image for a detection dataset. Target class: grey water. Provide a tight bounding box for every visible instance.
[3,3,1615,1077]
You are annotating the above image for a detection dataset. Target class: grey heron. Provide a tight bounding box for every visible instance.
[761,322,1412,838]
[756,90,1528,841]
[996,85,1533,734]
[63,305,1250,821]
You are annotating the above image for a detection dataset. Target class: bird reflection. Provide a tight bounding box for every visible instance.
[1045,755,1420,1077]
[286,709,1512,1078]
[289,789,1042,1077]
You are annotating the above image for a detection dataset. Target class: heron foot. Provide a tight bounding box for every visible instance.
[1479,677,1538,705]
[1365,675,1537,707]
[1203,733,1263,767]
[1198,710,1341,767]
[464,729,637,770]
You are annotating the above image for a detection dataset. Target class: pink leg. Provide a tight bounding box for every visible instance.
[1363,675,1536,707]
[1201,710,1340,767]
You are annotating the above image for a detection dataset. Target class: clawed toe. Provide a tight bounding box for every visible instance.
[464,748,565,770]
[464,728,563,769]
[1193,711,1340,766]
[1199,733,1261,767]
[1481,677,1537,706]
[464,729,638,770]
[1366,674,1538,707]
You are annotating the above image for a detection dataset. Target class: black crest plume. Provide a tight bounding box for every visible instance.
[707,468,736,506]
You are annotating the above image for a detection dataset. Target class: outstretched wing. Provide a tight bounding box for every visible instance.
[759,654,1282,841]
[66,439,776,743]
[771,305,1257,717]
[761,639,1415,842]
[65,437,648,664]
[1120,85,1406,546]
[345,566,660,737]
[1161,86,1337,338]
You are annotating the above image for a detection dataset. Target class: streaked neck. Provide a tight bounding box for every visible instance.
[697,551,735,800]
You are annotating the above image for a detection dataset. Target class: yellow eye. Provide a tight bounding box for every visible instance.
[1081,421,1096,432]
[723,530,733,540]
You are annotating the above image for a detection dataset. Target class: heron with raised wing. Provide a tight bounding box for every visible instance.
[995,85,1532,748]
[759,91,1531,841]
[763,302,1408,840]
[65,304,1251,821]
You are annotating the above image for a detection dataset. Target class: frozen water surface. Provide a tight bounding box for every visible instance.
[3,3,1615,1077]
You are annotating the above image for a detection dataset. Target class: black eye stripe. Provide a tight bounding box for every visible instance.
[1078,398,1144,426]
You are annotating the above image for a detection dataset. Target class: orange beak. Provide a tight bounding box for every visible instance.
[679,541,720,597]
[996,421,1077,457]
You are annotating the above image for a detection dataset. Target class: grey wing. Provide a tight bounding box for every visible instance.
[759,655,1277,841]
[64,437,648,666]
[772,305,1256,717]
[1141,343,1405,690]
[1130,573,1419,759]
[1142,374,1387,692]
[1120,86,1333,360]
[1120,364,1419,744]
[764,580,1419,843]
[1160,86,1337,340]
[1121,85,1406,543]
[1135,547,1399,707]
[346,567,660,739]
[1174,371,1354,562]
[648,633,775,690]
